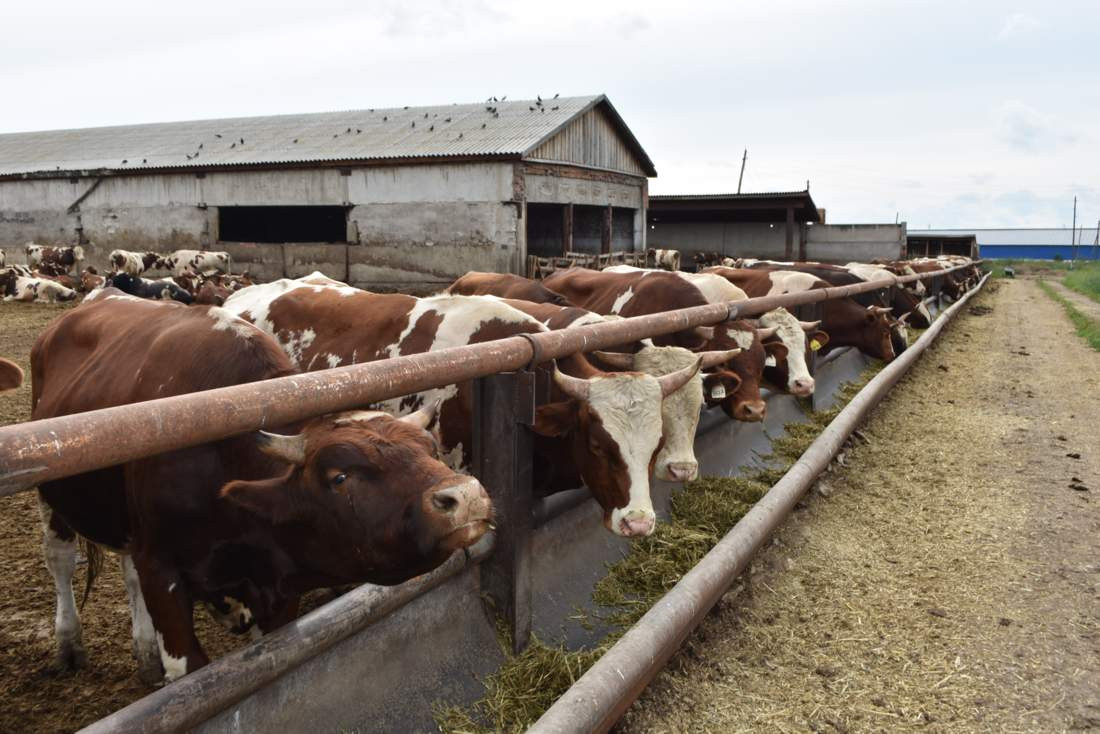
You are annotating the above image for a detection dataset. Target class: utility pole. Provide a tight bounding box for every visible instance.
[1071,195,1077,261]
[1093,218,1099,261]
[737,149,747,194]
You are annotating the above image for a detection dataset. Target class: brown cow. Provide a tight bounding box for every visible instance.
[224,275,700,537]
[33,293,491,683]
[446,271,574,305]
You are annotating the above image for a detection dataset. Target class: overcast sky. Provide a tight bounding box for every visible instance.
[4,1,1098,229]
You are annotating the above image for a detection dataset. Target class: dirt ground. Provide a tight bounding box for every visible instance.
[0,303,244,734]
[1044,279,1100,323]
[620,279,1100,732]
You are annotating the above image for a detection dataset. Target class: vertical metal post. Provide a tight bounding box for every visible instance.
[472,370,536,653]
[784,206,795,260]
[602,205,613,254]
[562,204,574,255]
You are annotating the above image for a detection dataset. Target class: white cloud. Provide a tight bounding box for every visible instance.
[998,11,1041,39]
[997,100,1077,152]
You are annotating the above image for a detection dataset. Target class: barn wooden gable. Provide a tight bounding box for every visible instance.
[526,103,654,178]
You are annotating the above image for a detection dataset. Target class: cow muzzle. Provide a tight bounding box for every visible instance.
[734,400,767,422]
[427,478,493,550]
[611,508,656,538]
[790,377,815,397]
[659,460,699,483]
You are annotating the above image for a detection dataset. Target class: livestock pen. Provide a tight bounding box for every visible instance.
[0,263,982,732]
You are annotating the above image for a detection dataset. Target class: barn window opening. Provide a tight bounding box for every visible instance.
[218,205,349,244]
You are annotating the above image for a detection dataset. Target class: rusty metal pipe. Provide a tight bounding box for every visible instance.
[0,263,978,497]
[527,273,990,734]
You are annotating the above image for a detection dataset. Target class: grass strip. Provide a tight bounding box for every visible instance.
[1038,279,1100,352]
[1062,263,1100,305]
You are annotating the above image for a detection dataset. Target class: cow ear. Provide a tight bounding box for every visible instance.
[763,341,788,363]
[219,477,296,523]
[530,401,578,437]
[702,372,741,405]
[809,331,830,351]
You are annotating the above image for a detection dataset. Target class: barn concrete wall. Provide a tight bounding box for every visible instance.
[805,223,906,263]
[648,221,906,266]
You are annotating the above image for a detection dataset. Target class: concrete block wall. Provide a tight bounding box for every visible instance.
[805,223,906,263]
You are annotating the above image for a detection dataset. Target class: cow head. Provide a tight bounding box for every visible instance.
[706,320,769,422]
[758,308,817,397]
[79,267,104,293]
[867,306,899,361]
[759,318,830,396]
[892,287,931,328]
[531,359,701,537]
[593,345,740,484]
[221,403,492,585]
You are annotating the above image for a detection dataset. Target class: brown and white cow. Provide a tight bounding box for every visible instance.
[109,249,161,277]
[157,249,231,277]
[1,267,79,302]
[541,267,774,422]
[0,357,22,391]
[484,296,741,483]
[646,248,682,271]
[445,271,573,305]
[79,267,106,293]
[25,244,84,273]
[33,293,491,684]
[225,275,700,537]
[703,266,899,362]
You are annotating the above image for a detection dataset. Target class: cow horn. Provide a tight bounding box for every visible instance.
[400,399,441,430]
[553,367,591,401]
[657,356,703,397]
[799,320,821,332]
[256,431,307,465]
[755,326,778,340]
[897,312,911,325]
[699,347,742,368]
[868,305,892,315]
[693,325,716,340]
[592,351,635,370]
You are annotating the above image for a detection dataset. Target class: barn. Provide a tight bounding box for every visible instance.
[0,94,655,291]
[647,191,908,267]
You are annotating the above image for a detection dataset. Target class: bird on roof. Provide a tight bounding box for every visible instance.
[553,93,559,99]
[428,125,434,131]
[142,158,147,163]
[356,128,361,133]
[293,138,298,143]
[458,132,463,139]
[230,142,236,148]
[403,105,409,109]
[537,95,542,103]
[383,116,388,121]
[198,143,203,149]
[551,106,559,111]
[530,106,535,111]
[501,95,506,101]
[481,123,487,128]
[411,121,415,127]
[121,159,127,164]
[346,127,351,133]
[240,138,245,144]
[215,133,223,138]
[444,117,451,122]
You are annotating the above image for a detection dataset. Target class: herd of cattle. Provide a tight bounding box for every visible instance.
[0,244,245,305]
[0,251,980,690]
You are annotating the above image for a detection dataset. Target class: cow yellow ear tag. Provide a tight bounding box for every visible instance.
[810,339,823,351]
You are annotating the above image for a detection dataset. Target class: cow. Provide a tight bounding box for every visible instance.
[79,267,106,293]
[225,275,701,537]
[0,249,5,268]
[0,357,22,391]
[32,293,492,684]
[109,249,161,277]
[25,244,84,273]
[741,261,914,354]
[910,259,965,300]
[701,267,899,362]
[483,296,741,483]
[157,249,231,277]
[646,248,682,271]
[445,271,573,306]
[599,265,819,399]
[539,267,774,422]
[1,268,79,303]
[106,272,194,304]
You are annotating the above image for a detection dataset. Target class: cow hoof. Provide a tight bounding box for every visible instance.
[55,642,88,672]
[137,660,165,687]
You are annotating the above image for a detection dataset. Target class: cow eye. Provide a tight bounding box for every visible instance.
[328,471,348,488]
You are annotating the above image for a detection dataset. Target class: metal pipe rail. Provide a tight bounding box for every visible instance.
[0,263,978,497]
[527,272,991,734]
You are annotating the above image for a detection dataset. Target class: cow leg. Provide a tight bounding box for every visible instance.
[119,554,163,685]
[130,552,209,683]
[37,498,87,670]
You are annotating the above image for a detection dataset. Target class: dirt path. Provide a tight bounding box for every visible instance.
[621,279,1100,733]
[1045,279,1100,323]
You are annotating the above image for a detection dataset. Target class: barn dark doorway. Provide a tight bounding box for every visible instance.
[219,205,349,243]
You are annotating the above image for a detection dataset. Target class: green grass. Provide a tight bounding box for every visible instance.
[434,366,884,733]
[989,258,1074,278]
[1062,262,1100,305]
[1038,280,1100,352]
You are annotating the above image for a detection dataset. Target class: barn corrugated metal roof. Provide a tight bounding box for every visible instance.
[649,191,812,200]
[0,94,656,178]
